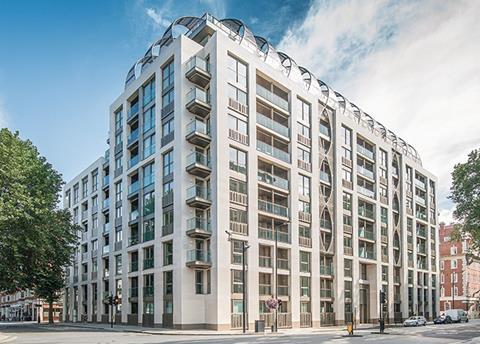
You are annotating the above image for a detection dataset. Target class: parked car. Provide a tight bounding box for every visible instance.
[434,314,453,324]
[445,309,469,323]
[404,316,427,327]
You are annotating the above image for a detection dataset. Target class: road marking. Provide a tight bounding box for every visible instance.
[0,335,17,343]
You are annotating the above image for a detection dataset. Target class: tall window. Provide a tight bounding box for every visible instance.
[227,55,247,88]
[73,184,79,203]
[143,134,155,159]
[228,114,248,135]
[162,60,174,107]
[143,106,155,133]
[143,78,155,106]
[92,171,98,192]
[115,109,123,131]
[162,118,174,138]
[115,155,123,170]
[228,84,247,105]
[163,150,174,176]
[341,125,352,147]
[298,147,311,163]
[82,177,88,198]
[299,175,310,197]
[143,162,154,187]
[229,147,247,174]
[115,182,122,202]
[143,191,155,216]
[299,98,311,125]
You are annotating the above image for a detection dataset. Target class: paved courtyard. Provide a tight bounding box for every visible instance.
[1,320,480,343]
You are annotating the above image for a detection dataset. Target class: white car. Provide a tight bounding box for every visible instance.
[403,316,427,327]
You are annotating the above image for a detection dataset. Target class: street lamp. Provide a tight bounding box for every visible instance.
[226,230,250,333]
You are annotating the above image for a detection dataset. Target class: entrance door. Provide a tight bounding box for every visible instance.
[359,285,369,323]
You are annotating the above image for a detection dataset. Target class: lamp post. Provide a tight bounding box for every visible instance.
[226,230,250,333]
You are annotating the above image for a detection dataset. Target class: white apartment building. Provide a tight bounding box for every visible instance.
[63,14,439,329]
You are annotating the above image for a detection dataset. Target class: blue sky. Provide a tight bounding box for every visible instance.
[1,0,479,222]
[0,0,311,181]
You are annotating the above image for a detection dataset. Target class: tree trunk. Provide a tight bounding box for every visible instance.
[49,300,53,324]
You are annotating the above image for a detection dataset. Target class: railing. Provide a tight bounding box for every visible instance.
[320,312,335,326]
[359,248,375,260]
[357,144,374,160]
[128,155,139,169]
[186,87,210,105]
[229,190,248,205]
[358,228,375,241]
[186,185,211,200]
[228,128,249,145]
[258,226,290,243]
[358,185,375,199]
[300,313,312,327]
[256,140,290,163]
[256,84,289,111]
[143,258,154,270]
[186,249,211,263]
[187,151,210,167]
[415,179,426,190]
[277,313,292,328]
[357,165,375,180]
[358,207,375,220]
[186,56,210,74]
[344,246,353,255]
[258,199,288,218]
[230,221,248,235]
[320,265,334,275]
[187,217,211,233]
[320,171,331,184]
[257,170,289,190]
[143,229,155,242]
[186,119,209,137]
[127,129,139,145]
[127,102,139,119]
[320,289,333,298]
[299,236,311,247]
[256,112,289,137]
[129,235,139,246]
[128,181,140,195]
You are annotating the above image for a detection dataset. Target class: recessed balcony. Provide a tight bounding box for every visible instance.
[185,120,211,148]
[186,217,212,239]
[127,181,140,198]
[186,185,211,209]
[258,199,289,219]
[186,249,211,269]
[185,56,211,88]
[127,102,139,124]
[127,129,139,148]
[186,88,211,118]
[257,170,289,191]
[186,152,211,178]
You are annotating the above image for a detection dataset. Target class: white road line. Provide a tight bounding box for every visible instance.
[0,335,17,343]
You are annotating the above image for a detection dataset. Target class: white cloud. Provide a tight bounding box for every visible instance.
[439,207,454,225]
[0,96,8,128]
[199,0,226,19]
[145,7,171,28]
[279,0,480,222]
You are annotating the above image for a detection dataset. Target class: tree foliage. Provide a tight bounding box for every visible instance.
[450,148,480,250]
[0,128,78,322]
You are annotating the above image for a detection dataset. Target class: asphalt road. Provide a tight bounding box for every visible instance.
[1,320,480,344]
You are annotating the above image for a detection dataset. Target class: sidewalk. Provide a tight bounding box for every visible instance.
[54,321,382,336]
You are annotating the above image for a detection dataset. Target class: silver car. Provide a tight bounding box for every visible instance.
[404,316,427,326]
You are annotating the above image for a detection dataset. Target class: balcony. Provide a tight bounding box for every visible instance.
[103,222,111,234]
[358,228,375,241]
[186,120,211,148]
[257,140,290,163]
[186,249,211,269]
[417,227,426,238]
[358,185,375,199]
[415,179,426,190]
[258,200,288,219]
[186,88,211,118]
[143,229,155,242]
[359,247,375,260]
[258,170,289,191]
[258,226,290,244]
[256,112,289,138]
[127,182,139,200]
[186,152,211,178]
[186,217,212,238]
[357,145,374,161]
[298,211,311,223]
[143,258,154,270]
[127,129,139,147]
[357,165,375,180]
[415,196,426,206]
[299,236,311,248]
[102,199,110,212]
[128,155,139,169]
[102,175,109,189]
[320,265,334,276]
[358,207,375,220]
[256,84,289,112]
[185,56,211,88]
[127,102,139,122]
[186,186,211,209]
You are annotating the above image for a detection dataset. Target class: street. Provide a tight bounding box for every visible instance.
[2,320,480,344]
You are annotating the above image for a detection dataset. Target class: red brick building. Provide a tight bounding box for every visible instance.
[439,223,480,312]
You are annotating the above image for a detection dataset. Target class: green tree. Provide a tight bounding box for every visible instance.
[450,148,480,250]
[0,128,78,322]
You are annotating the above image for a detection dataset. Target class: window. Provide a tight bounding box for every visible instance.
[82,178,88,199]
[441,273,444,283]
[73,184,79,203]
[163,242,173,265]
[163,180,173,196]
[342,147,352,161]
[163,150,174,176]
[229,146,247,174]
[231,240,245,265]
[115,131,122,146]
[343,192,352,210]
[228,113,248,135]
[115,109,123,131]
[229,178,247,194]
[450,246,457,255]
[341,126,352,147]
[382,266,388,282]
[143,162,155,187]
[162,60,174,90]
[451,259,457,269]
[298,200,311,214]
[195,270,203,294]
[143,106,155,133]
[115,205,122,219]
[143,78,155,106]
[232,270,244,293]
[344,259,352,277]
[299,175,310,197]
[298,147,311,163]
[299,99,311,125]
[164,271,173,295]
[300,251,310,273]
[380,149,388,168]
[115,255,122,275]
[162,88,174,108]
[143,134,155,159]
[162,118,174,138]
[115,182,122,202]
[342,168,352,182]
[300,276,310,297]
[143,191,155,216]
[228,84,247,105]
[227,55,247,88]
[230,208,247,224]
[440,260,444,270]
[92,171,98,192]
[115,155,123,170]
